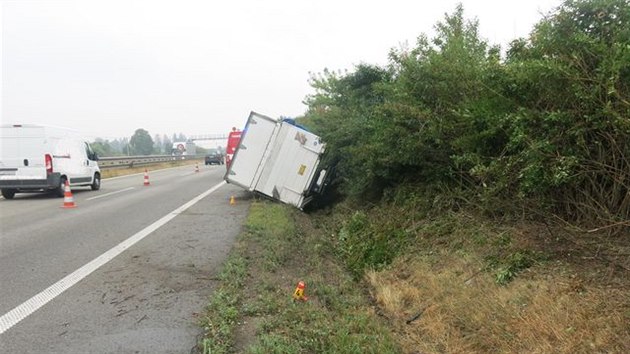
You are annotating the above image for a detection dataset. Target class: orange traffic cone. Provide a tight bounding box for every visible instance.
[293,281,308,301]
[195,163,200,173]
[230,195,235,205]
[143,169,150,186]
[61,180,76,208]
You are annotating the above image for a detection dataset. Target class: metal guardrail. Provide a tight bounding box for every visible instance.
[98,155,203,169]
[189,133,228,141]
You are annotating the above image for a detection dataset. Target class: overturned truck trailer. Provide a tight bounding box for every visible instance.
[224,111,327,209]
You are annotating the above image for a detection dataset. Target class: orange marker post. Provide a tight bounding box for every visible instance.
[293,281,308,301]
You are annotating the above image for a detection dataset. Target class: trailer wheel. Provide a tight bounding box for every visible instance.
[91,173,101,191]
[1,189,16,199]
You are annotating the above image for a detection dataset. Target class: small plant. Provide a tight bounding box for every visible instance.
[336,210,409,278]
[199,287,241,354]
[494,232,512,247]
[495,251,537,285]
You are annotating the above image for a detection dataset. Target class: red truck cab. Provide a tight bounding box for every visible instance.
[225,127,242,168]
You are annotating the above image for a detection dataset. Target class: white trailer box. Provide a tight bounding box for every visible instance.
[224,111,326,209]
[0,124,101,199]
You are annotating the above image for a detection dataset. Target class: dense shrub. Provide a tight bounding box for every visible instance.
[305,0,629,228]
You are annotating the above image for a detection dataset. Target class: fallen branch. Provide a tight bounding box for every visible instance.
[406,306,428,324]
[587,221,630,233]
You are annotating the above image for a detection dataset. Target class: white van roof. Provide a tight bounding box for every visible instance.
[1,124,85,139]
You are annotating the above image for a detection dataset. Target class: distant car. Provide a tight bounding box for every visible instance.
[204,149,224,165]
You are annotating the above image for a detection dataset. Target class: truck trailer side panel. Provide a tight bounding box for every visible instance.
[255,123,325,207]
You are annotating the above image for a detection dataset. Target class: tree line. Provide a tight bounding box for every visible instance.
[91,130,191,157]
[304,0,629,228]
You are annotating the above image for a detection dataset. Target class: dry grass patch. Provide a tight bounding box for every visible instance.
[367,252,629,353]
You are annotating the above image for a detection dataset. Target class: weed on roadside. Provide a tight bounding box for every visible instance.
[198,253,247,354]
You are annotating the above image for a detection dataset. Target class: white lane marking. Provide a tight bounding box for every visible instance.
[86,187,135,201]
[103,171,146,181]
[0,181,227,335]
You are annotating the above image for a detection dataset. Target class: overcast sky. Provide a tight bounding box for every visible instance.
[1,0,561,141]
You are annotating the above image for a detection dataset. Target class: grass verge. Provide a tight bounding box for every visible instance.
[196,193,628,353]
[196,200,399,353]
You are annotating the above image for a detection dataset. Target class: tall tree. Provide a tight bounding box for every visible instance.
[91,138,113,157]
[129,129,154,155]
[118,137,131,156]
[162,134,172,154]
[153,134,163,154]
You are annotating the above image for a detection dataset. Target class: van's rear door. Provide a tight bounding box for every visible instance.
[0,125,48,180]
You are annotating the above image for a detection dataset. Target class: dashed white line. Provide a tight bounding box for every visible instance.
[0,181,226,335]
[86,187,135,201]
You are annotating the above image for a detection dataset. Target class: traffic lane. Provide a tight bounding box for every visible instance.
[0,165,226,313]
[0,184,250,353]
[0,173,146,232]
[0,164,223,255]
[0,164,224,247]
[0,165,227,314]
[0,164,212,227]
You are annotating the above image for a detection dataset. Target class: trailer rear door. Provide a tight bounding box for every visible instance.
[224,112,278,190]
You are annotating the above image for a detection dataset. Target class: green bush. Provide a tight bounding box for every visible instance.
[305,0,630,227]
[335,210,410,278]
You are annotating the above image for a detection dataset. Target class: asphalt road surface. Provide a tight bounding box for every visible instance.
[0,164,250,353]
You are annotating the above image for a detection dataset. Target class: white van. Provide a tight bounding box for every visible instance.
[0,124,101,199]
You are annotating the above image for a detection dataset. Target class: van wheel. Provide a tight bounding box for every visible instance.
[1,189,16,199]
[91,173,101,191]
[54,177,67,197]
